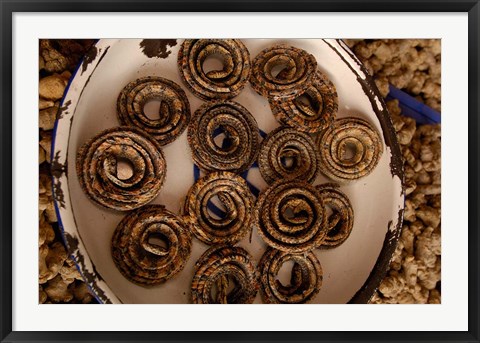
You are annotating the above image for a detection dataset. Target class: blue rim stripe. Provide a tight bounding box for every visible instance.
[387,84,441,125]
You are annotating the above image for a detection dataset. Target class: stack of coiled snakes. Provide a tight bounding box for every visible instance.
[76,39,384,304]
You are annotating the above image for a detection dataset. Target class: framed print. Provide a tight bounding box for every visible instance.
[1,1,478,342]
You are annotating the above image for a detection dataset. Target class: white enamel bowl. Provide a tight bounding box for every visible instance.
[52,39,404,304]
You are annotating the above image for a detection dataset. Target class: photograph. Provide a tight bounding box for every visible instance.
[39,38,441,305]
[2,3,477,341]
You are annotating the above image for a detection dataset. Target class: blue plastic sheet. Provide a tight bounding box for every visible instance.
[386,84,441,124]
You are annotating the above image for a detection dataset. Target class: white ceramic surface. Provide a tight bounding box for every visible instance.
[52,39,404,304]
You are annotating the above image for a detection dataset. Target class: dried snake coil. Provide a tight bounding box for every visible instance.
[270,71,338,133]
[316,117,383,182]
[76,126,166,211]
[191,246,259,304]
[254,179,328,253]
[316,183,354,248]
[111,205,192,286]
[178,39,251,100]
[258,126,319,184]
[183,171,255,245]
[117,76,191,146]
[259,248,322,304]
[250,44,318,101]
[188,100,259,173]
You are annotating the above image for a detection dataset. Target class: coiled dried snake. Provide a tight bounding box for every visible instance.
[117,76,191,146]
[191,246,259,304]
[316,117,383,182]
[270,71,338,133]
[178,39,251,100]
[316,183,354,248]
[259,248,322,304]
[183,171,255,245]
[250,44,318,101]
[111,205,192,286]
[258,126,319,184]
[254,179,328,253]
[188,100,260,173]
[76,126,166,211]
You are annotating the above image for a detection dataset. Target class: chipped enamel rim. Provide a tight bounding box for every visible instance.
[52,40,120,303]
[51,39,405,304]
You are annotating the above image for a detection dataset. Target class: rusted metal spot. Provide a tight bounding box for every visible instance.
[63,231,111,303]
[140,39,177,59]
[51,150,68,209]
[81,46,98,75]
[57,99,71,120]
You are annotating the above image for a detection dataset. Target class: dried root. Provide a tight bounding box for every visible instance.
[345,40,441,304]
[38,39,96,304]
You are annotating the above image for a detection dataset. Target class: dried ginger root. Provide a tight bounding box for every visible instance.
[345,39,441,111]
[39,74,69,101]
[39,102,59,131]
[39,39,96,304]
[44,274,74,303]
[39,242,67,284]
[370,100,441,304]
[344,40,441,304]
[40,39,96,73]
[72,282,95,304]
[60,258,83,284]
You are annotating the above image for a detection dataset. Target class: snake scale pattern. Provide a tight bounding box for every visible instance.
[76,126,166,211]
[191,246,259,304]
[316,183,354,248]
[178,39,251,100]
[317,117,383,182]
[117,76,191,146]
[259,248,322,304]
[270,71,338,133]
[187,100,259,173]
[250,44,318,101]
[183,171,255,245]
[254,179,328,253]
[111,205,192,286]
[258,126,319,184]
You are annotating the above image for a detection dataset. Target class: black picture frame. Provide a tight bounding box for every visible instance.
[1,1,478,342]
